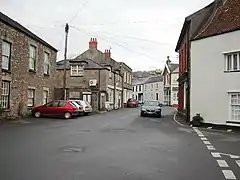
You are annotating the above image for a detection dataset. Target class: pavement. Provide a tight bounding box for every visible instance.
[0,107,240,180]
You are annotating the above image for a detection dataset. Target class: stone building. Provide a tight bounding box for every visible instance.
[0,12,57,119]
[55,38,127,112]
[119,62,133,106]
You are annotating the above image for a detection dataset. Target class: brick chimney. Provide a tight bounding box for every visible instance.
[89,38,98,49]
[105,49,111,57]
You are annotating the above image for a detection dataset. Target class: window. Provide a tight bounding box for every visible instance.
[58,101,66,107]
[145,84,147,90]
[46,101,59,107]
[109,70,112,79]
[156,93,159,100]
[151,84,153,89]
[229,93,240,121]
[2,40,11,71]
[27,89,35,107]
[117,74,120,81]
[44,52,50,74]
[139,85,141,91]
[156,83,158,89]
[70,65,84,76]
[225,53,240,71]
[29,45,36,71]
[133,86,135,92]
[43,90,48,104]
[0,81,10,109]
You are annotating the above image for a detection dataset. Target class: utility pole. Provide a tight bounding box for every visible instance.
[63,23,69,100]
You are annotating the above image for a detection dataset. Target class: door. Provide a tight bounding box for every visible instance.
[83,93,91,104]
[44,101,59,116]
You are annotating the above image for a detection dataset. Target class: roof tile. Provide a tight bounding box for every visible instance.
[195,0,240,39]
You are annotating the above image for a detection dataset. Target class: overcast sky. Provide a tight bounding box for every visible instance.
[1,0,213,71]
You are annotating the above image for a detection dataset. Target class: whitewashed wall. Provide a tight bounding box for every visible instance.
[190,30,240,126]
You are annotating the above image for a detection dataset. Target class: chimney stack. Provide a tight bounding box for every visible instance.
[89,37,98,49]
[166,56,171,65]
[105,49,111,58]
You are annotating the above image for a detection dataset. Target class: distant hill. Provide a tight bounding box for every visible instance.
[133,69,162,79]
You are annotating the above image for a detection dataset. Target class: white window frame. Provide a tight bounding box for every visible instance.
[29,45,36,71]
[2,40,11,71]
[44,52,50,75]
[0,81,10,109]
[225,52,240,72]
[70,65,84,76]
[28,89,35,107]
[43,90,49,105]
[229,92,240,122]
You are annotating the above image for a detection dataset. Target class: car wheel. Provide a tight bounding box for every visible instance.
[84,112,89,116]
[64,112,72,119]
[34,111,41,118]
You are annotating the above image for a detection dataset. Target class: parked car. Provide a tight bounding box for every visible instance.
[69,101,84,116]
[127,98,139,107]
[32,100,80,119]
[70,100,93,115]
[140,100,162,117]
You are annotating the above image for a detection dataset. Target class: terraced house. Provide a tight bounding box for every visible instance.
[55,38,132,112]
[0,12,57,119]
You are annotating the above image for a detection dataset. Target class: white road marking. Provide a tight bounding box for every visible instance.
[198,134,205,137]
[207,145,216,150]
[235,160,240,167]
[211,152,221,158]
[203,141,211,145]
[217,160,229,167]
[220,153,240,159]
[222,170,236,179]
[201,137,208,140]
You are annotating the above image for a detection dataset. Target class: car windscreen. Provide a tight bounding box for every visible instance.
[144,101,159,106]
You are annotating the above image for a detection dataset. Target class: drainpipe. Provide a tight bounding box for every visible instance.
[98,69,101,111]
[113,72,116,109]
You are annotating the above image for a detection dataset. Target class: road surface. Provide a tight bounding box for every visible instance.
[0,107,239,180]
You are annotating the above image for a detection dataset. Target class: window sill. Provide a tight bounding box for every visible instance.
[29,69,36,73]
[2,69,11,74]
[224,70,240,73]
[1,109,10,112]
[70,75,84,77]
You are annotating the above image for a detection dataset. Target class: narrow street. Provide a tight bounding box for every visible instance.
[0,107,239,180]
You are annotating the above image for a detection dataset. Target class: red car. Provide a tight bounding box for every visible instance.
[127,98,139,107]
[32,100,79,119]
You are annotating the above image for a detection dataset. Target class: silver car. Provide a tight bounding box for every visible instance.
[71,100,93,116]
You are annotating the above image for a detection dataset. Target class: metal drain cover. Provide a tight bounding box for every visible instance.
[63,146,86,153]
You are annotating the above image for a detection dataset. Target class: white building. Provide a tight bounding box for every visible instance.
[162,57,179,107]
[132,78,149,103]
[143,76,164,103]
[190,0,240,127]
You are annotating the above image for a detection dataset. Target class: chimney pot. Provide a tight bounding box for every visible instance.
[89,37,98,49]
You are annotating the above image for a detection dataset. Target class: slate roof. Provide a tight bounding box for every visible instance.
[56,58,106,70]
[175,1,216,51]
[168,63,179,72]
[194,0,240,40]
[144,76,163,84]
[0,12,57,51]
